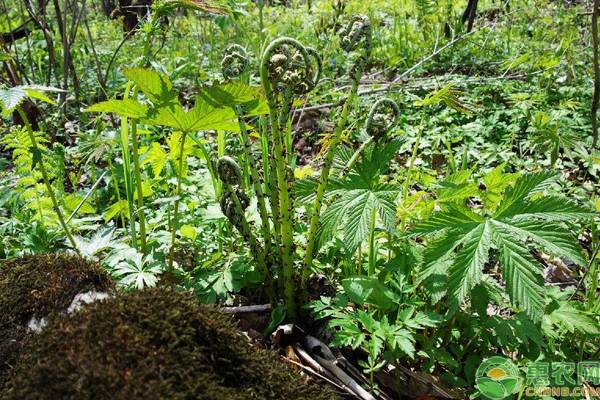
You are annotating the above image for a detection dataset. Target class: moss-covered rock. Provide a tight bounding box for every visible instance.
[3,287,338,400]
[0,253,114,390]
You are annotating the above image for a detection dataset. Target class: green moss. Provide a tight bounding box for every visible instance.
[3,287,338,400]
[0,253,114,390]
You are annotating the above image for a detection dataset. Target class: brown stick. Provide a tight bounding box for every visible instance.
[221,304,272,314]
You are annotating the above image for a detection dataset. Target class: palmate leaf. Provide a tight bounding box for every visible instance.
[494,224,545,322]
[412,204,483,236]
[506,196,594,222]
[123,68,177,105]
[85,99,149,119]
[199,83,269,116]
[493,219,586,266]
[447,222,493,313]
[413,171,593,322]
[494,171,558,219]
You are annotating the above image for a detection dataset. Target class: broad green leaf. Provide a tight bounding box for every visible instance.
[142,142,168,177]
[124,68,177,105]
[199,82,263,108]
[180,224,197,240]
[85,99,149,119]
[104,200,129,221]
[341,276,396,311]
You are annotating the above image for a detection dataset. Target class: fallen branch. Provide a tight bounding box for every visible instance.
[221,304,272,314]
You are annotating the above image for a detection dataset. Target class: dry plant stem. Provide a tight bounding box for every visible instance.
[168,131,187,273]
[17,107,79,253]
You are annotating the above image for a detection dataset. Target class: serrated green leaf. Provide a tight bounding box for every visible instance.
[342,276,396,311]
[494,219,586,266]
[85,99,149,119]
[494,171,559,219]
[448,222,493,312]
[124,68,176,105]
[494,225,546,322]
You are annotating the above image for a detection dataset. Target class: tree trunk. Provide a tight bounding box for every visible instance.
[462,0,479,32]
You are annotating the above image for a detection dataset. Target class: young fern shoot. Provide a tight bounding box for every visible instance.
[260,37,318,319]
[304,14,373,274]
[221,44,274,274]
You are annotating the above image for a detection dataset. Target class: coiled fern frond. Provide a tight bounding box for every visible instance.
[366,98,400,140]
[221,44,250,80]
[217,156,242,186]
[261,37,317,95]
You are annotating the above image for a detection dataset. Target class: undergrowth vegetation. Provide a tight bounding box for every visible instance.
[0,0,599,398]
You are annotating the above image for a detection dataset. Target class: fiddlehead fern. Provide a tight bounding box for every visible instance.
[260,37,317,320]
[263,37,316,96]
[220,45,276,280]
[221,44,250,79]
[342,98,401,176]
[217,156,271,291]
[365,98,401,141]
[217,155,242,186]
[303,15,373,277]
[338,14,372,82]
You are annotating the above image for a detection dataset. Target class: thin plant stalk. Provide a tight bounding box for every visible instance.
[168,131,187,273]
[303,15,372,278]
[303,80,361,274]
[235,105,273,262]
[121,84,138,248]
[17,107,79,252]
[130,118,148,254]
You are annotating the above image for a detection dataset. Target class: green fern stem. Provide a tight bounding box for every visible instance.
[234,105,274,263]
[261,37,315,320]
[303,83,360,274]
[225,186,272,289]
[121,83,138,249]
[16,107,79,253]
[303,15,372,279]
[130,118,148,255]
[107,157,127,229]
[168,131,187,274]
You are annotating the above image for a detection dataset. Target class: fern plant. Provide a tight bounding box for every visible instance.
[414,170,594,322]
[208,15,373,319]
[0,85,79,252]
